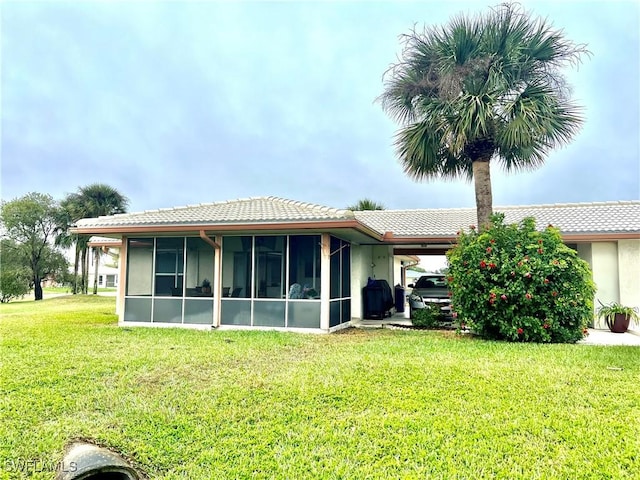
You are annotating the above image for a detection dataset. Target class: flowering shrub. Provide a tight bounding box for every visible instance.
[446,214,595,343]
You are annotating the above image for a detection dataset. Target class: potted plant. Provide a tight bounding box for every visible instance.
[201,278,211,294]
[596,301,640,333]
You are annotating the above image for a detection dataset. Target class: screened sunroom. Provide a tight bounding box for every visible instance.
[122,233,351,331]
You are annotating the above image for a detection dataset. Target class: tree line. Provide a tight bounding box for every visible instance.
[0,184,128,302]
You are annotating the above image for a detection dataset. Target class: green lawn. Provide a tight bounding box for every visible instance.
[1,296,639,479]
[41,286,117,294]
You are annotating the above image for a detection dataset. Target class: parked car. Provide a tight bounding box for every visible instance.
[408,274,452,319]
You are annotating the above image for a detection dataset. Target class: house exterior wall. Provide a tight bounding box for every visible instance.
[618,239,640,332]
[371,245,394,283]
[589,242,620,329]
[350,244,371,319]
[393,258,403,290]
[350,244,397,320]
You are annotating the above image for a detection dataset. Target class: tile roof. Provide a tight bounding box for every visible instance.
[353,201,640,237]
[75,196,640,239]
[75,196,353,228]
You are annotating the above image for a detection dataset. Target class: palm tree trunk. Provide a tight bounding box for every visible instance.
[84,248,90,294]
[73,245,80,294]
[472,159,493,230]
[81,248,88,294]
[93,247,100,295]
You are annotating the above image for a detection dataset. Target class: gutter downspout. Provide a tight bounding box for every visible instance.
[199,230,221,250]
[199,231,222,327]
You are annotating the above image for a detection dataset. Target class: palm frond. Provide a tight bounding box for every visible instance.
[379,0,590,195]
[394,121,471,181]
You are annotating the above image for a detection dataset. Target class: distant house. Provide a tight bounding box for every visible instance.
[87,237,122,289]
[72,197,640,332]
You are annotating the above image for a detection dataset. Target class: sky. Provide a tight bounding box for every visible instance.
[1,0,639,215]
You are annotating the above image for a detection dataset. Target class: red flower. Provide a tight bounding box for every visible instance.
[489,263,496,269]
[524,272,531,278]
[452,312,458,318]
[489,292,496,298]
[517,328,524,335]
[447,276,453,282]
[469,225,476,230]
[525,293,532,300]
[538,239,543,244]
[447,291,453,297]
[543,323,550,329]
[583,328,589,335]
[551,291,558,297]
[486,247,492,253]
[510,271,516,277]
[544,278,550,284]
[538,248,544,254]
[501,294,507,300]
[480,260,487,268]
[490,239,495,244]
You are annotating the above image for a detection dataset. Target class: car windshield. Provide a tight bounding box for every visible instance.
[415,276,447,288]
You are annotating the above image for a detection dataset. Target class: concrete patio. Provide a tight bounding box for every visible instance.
[354,313,640,346]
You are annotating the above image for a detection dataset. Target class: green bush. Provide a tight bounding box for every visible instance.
[0,268,30,303]
[411,303,444,328]
[446,213,595,343]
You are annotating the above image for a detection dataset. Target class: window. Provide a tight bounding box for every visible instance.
[255,236,285,299]
[126,238,153,296]
[329,236,351,327]
[221,235,322,328]
[184,237,215,297]
[124,237,215,325]
[220,236,252,326]
[155,238,184,296]
[288,235,320,299]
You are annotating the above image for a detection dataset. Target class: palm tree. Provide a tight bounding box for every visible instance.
[59,184,128,294]
[79,184,128,294]
[58,193,87,294]
[347,198,386,211]
[379,3,589,228]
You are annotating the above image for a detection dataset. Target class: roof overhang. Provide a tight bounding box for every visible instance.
[71,219,385,244]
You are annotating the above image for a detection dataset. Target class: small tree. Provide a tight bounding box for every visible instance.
[0,193,69,301]
[0,239,31,303]
[446,213,595,343]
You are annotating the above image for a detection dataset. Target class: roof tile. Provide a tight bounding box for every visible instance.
[75,197,640,238]
[354,201,640,237]
[76,196,352,228]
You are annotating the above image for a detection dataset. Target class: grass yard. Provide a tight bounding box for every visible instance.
[1,297,639,479]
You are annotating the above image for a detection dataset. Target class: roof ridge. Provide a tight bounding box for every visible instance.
[266,196,348,214]
[355,200,640,214]
[496,200,640,209]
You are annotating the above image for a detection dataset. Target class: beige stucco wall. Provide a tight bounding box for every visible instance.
[371,245,394,282]
[350,244,370,319]
[618,239,640,331]
[350,244,397,319]
[591,242,620,302]
[590,242,620,329]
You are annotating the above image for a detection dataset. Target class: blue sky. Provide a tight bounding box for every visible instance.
[2,0,639,213]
